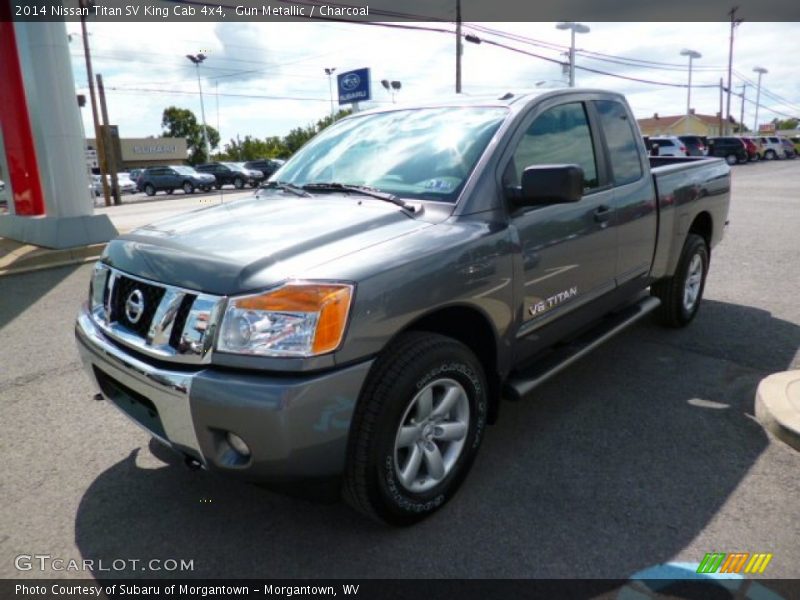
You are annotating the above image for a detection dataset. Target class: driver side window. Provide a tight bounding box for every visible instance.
[506,102,599,191]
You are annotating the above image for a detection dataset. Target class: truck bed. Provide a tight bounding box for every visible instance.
[648,155,731,280]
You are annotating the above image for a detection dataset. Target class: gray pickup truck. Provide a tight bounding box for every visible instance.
[75,90,730,525]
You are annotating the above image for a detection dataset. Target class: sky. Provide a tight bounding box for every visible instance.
[65,21,800,149]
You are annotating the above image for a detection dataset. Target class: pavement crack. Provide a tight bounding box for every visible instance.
[0,360,84,396]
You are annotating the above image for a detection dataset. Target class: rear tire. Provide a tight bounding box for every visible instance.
[651,233,709,328]
[725,154,737,165]
[343,332,488,526]
[144,184,155,197]
[166,189,174,195]
[234,177,245,189]
[183,181,195,194]
[765,149,776,160]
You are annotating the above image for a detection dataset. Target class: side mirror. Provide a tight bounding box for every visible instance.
[510,164,584,206]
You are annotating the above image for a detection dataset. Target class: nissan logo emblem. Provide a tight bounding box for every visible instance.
[341,73,360,91]
[125,289,145,324]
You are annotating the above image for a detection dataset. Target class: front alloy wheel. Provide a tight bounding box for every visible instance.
[394,378,470,493]
[343,332,488,525]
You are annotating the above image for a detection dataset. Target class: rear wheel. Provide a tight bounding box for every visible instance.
[651,233,709,328]
[234,177,245,189]
[765,149,776,160]
[214,183,222,190]
[725,154,737,165]
[183,181,195,194]
[166,189,174,195]
[343,332,488,526]
[144,184,155,196]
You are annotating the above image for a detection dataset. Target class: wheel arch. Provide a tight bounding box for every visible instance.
[391,303,503,423]
[688,211,713,250]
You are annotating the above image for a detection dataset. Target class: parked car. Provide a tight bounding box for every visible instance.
[780,138,796,159]
[759,136,786,160]
[244,159,285,180]
[232,162,268,186]
[76,89,731,525]
[136,165,216,196]
[0,179,6,206]
[649,136,688,157]
[91,173,134,196]
[791,136,800,155]
[678,135,707,156]
[707,137,748,165]
[738,137,760,162]
[128,168,144,183]
[741,137,765,161]
[195,162,264,189]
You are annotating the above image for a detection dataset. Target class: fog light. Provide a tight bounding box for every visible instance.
[226,432,251,457]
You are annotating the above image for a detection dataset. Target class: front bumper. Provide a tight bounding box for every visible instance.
[75,308,373,481]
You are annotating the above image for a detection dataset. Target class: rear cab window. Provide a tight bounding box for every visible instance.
[595,99,643,186]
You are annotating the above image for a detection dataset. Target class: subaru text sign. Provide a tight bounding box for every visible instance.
[337,68,371,105]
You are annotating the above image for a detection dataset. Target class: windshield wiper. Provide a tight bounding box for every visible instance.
[301,182,416,212]
[261,180,312,197]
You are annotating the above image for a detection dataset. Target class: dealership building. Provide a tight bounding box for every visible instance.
[86,132,188,173]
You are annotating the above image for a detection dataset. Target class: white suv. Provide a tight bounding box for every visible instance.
[759,136,787,160]
[649,136,688,157]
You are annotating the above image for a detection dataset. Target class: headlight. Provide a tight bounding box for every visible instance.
[217,282,354,357]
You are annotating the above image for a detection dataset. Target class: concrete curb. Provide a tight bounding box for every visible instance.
[755,370,800,452]
[0,243,105,277]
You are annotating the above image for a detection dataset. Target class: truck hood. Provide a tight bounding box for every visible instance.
[103,194,432,295]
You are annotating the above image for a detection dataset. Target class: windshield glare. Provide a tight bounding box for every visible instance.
[277,107,508,202]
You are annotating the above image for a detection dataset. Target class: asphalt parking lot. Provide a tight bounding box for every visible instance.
[1,160,799,580]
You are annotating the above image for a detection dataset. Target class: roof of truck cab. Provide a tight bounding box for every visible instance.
[348,88,626,116]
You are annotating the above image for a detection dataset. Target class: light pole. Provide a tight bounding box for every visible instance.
[381,79,402,103]
[680,49,702,117]
[556,22,590,88]
[752,66,768,134]
[325,67,336,120]
[725,7,743,135]
[186,53,211,161]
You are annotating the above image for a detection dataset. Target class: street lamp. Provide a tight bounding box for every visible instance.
[556,22,590,88]
[324,67,336,120]
[186,53,211,161]
[680,49,702,117]
[381,79,402,103]
[752,66,768,134]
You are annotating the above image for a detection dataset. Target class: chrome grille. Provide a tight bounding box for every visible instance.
[88,264,225,365]
[110,275,166,337]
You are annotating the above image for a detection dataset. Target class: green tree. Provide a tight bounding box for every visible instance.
[773,117,799,131]
[161,106,220,164]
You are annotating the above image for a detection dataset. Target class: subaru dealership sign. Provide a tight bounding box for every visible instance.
[337,68,371,104]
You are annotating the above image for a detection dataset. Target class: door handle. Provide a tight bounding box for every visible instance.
[593,205,612,223]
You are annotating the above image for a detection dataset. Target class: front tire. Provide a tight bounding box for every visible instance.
[725,154,737,165]
[144,184,155,196]
[343,332,488,526]
[234,177,245,189]
[765,149,776,160]
[651,233,709,328]
[183,181,195,194]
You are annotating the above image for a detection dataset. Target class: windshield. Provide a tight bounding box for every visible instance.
[222,162,247,172]
[276,106,508,202]
[173,166,197,175]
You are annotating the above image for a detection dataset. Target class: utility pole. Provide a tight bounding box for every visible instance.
[752,66,768,134]
[738,83,747,134]
[324,67,336,120]
[725,6,742,135]
[556,22,590,88]
[455,0,462,93]
[96,74,120,205]
[79,2,111,207]
[719,78,724,136]
[186,54,211,161]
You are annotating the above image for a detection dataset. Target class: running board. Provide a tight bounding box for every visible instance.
[503,296,661,402]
